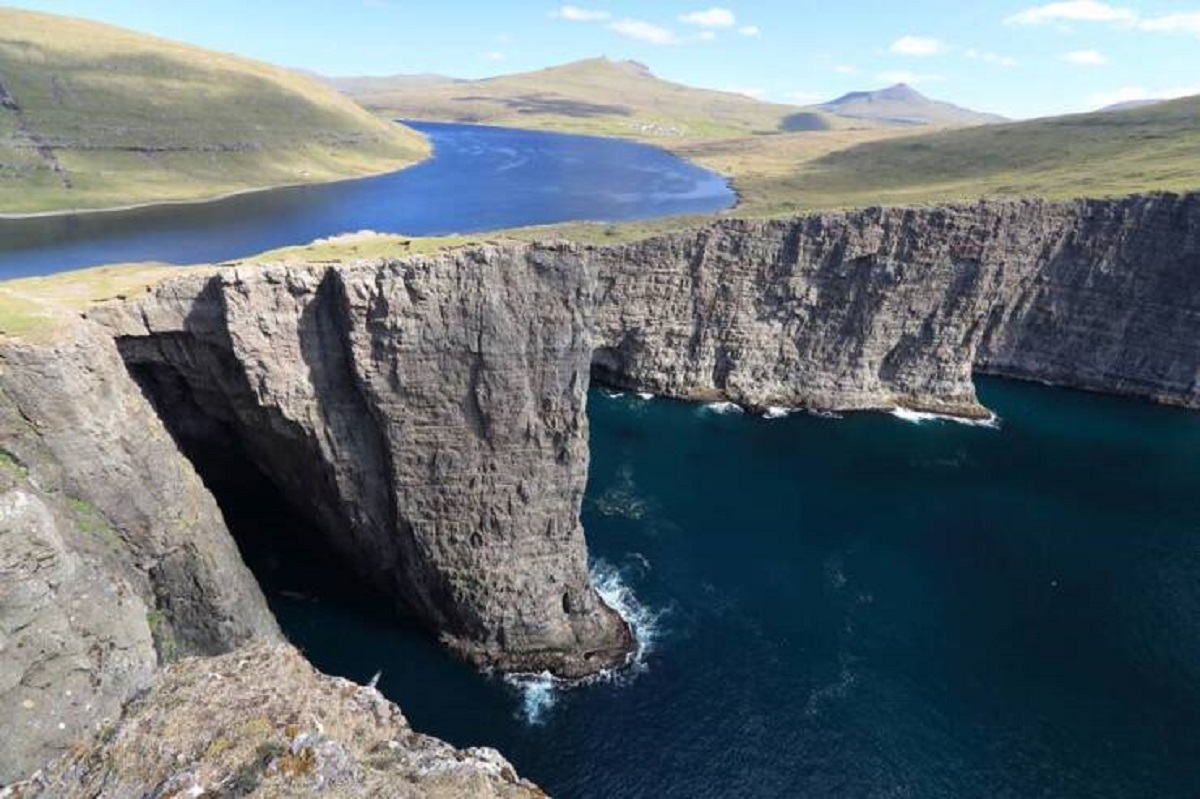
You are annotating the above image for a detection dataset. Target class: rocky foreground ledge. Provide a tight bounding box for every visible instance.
[6,642,542,798]
[2,192,1199,790]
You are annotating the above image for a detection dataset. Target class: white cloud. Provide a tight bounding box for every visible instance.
[1005,1,1200,38]
[608,18,679,45]
[1089,85,1200,108]
[698,30,717,41]
[479,51,507,62]
[552,4,611,22]
[1006,1,1137,25]
[876,70,945,85]
[679,7,736,28]
[739,25,761,37]
[1136,12,1200,36]
[1063,49,1107,65]
[889,35,943,56]
[833,64,858,74]
[965,49,1018,67]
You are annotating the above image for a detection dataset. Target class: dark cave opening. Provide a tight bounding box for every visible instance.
[122,358,380,610]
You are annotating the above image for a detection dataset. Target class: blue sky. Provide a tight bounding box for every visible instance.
[8,1,1200,118]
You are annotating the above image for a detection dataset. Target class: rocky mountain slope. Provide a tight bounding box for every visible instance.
[0,8,429,214]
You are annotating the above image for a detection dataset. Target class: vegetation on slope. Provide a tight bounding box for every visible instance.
[770,95,1200,209]
[0,7,429,214]
[331,57,864,141]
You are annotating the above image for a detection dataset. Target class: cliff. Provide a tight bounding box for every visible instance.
[0,325,279,783]
[87,250,633,679]
[592,193,1200,415]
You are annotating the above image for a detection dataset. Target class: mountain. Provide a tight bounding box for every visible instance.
[0,8,429,214]
[329,57,858,140]
[818,84,1007,127]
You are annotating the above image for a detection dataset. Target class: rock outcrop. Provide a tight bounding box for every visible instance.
[14,642,544,798]
[88,247,633,679]
[0,326,279,783]
[592,193,1200,415]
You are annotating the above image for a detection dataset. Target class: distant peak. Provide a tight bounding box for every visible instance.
[568,56,655,77]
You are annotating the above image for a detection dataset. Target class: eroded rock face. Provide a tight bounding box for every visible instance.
[0,327,279,783]
[16,642,545,798]
[591,194,1200,415]
[90,246,633,678]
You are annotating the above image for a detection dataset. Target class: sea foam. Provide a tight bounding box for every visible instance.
[504,558,662,725]
[890,407,1001,429]
[702,401,744,415]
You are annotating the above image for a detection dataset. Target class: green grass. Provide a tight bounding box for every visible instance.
[333,57,871,143]
[0,261,204,341]
[0,7,430,214]
[765,96,1200,209]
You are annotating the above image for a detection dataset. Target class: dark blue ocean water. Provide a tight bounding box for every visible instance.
[0,121,733,278]
[266,378,1200,799]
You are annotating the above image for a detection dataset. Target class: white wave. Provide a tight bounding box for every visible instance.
[763,406,793,419]
[636,392,655,401]
[702,401,744,415]
[600,389,625,399]
[591,559,662,672]
[890,407,1000,429]
[504,671,557,725]
[504,558,663,725]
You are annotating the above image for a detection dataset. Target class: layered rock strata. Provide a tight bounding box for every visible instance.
[89,247,633,679]
[592,194,1200,415]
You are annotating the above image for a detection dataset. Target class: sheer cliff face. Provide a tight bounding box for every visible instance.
[91,247,633,679]
[592,193,1200,415]
[0,326,279,783]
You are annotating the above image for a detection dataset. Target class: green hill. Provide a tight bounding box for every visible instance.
[0,7,429,214]
[329,57,862,141]
[779,94,1200,209]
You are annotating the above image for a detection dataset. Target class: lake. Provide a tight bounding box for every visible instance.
[0,121,733,278]
[263,379,1200,799]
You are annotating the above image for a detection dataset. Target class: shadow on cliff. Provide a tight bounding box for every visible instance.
[114,274,406,621]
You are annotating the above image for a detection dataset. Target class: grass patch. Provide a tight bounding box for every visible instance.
[0,8,429,214]
[0,262,201,341]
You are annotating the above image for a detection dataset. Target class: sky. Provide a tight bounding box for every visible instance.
[7,0,1200,119]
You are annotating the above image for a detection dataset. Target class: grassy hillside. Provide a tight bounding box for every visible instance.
[769,95,1200,209]
[0,7,429,214]
[331,57,864,141]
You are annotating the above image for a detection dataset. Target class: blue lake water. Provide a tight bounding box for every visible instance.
[0,121,733,278]
[267,379,1200,799]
